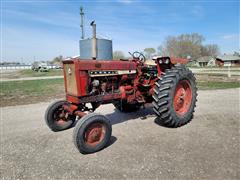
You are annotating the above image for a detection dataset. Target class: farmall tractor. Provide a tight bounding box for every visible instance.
[45,52,197,154]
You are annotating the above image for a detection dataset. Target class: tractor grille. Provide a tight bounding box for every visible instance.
[64,63,77,95]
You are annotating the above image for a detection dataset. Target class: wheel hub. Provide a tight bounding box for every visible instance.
[54,108,69,125]
[173,80,192,116]
[85,123,105,146]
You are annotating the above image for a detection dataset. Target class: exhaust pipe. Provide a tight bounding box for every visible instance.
[90,21,97,60]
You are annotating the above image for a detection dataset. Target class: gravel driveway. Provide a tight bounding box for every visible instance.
[1,88,239,180]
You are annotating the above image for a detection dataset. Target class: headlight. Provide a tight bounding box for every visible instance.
[165,59,169,64]
[159,60,163,64]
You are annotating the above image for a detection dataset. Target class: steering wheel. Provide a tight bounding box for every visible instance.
[129,51,146,63]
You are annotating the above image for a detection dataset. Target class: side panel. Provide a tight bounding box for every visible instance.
[75,69,88,96]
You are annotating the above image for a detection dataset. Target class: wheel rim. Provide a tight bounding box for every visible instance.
[53,106,71,126]
[173,80,192,116]
[84,122,106,147]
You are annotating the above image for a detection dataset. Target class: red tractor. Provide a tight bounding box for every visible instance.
[45,52,197,154]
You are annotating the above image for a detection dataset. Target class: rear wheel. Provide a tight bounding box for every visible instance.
[113,100,141,112]
[73,113,112,154]
[45,100,76,132]
[152,65,197,128]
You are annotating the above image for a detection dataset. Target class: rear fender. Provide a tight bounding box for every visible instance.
[153,56,188,65]
[153,56,189,75]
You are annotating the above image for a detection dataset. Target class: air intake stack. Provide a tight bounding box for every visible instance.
[90,21,97,60]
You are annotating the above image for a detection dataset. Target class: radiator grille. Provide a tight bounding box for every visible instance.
[64,63,77,95]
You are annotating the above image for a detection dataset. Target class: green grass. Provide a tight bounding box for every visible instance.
[201,69,240,72]
[0,78,64,106]
[19,69,63,77]
[197,81,240,90]
[0,78,64,96]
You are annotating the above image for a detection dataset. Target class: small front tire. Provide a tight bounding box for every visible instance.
[73,113,112,154]
[45,100,76,132]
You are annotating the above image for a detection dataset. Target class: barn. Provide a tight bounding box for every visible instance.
[196,56,216,67]
[216,55,240,67]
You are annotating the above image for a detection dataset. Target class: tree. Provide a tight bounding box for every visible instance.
[201,44,220,57]
[143,48,156,59]
[113,51,125,60]
[52,55,63,64]
[161,33,204,59]
[158,33,220,59]
[233,51,240,56]
[157,45,168,56]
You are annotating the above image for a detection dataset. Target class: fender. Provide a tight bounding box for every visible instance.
[153,56,189,65]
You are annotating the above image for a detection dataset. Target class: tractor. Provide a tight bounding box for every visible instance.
[45,52,197,154]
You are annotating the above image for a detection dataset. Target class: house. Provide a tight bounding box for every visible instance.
[196,56,216,67]
[216,55,240,67]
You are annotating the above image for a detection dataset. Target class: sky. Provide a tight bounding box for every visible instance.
[1,0,239,63]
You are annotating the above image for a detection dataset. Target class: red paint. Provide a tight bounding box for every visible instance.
[84,122,106,147]
[154,56,188,76]
[62,57,190,117]
[76,70,88,96]
[173,80,192,116]
[74,111,86,118]
[169,57,188,64]
[53,106,69,126]
[63,59,137,97]
[72,58,137,71]
[63,104,78,114]
[66,94,80,104]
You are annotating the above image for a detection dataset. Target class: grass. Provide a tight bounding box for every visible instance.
[0,78,64,106]
[1,78,64,95]
[19,69,63,77]
[197,81,240,90]
[201,69,240,72]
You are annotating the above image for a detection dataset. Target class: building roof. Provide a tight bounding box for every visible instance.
[216,55,240,62]
[197,56,215,63]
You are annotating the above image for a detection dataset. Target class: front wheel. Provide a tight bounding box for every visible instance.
[45,100,76,132]
[152,65,197,128]
[73,113,112,154]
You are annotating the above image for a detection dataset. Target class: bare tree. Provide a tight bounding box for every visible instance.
[233,51,240,56]
[158,33,220,59]
[52,55,63,64]
[201,44,220,57]
[113,51,125,60]
[143,48,156,59]
[157,45,166,56]
[161,33,204,59]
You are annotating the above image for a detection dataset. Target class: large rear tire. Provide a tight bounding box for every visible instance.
[73,113,112,154]
[152,65,197,128]
[45,100,76,132]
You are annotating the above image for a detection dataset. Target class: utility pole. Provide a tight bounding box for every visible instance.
[80,6,85,39]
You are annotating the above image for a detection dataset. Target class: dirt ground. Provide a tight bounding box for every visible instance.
[1,88,239,180]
